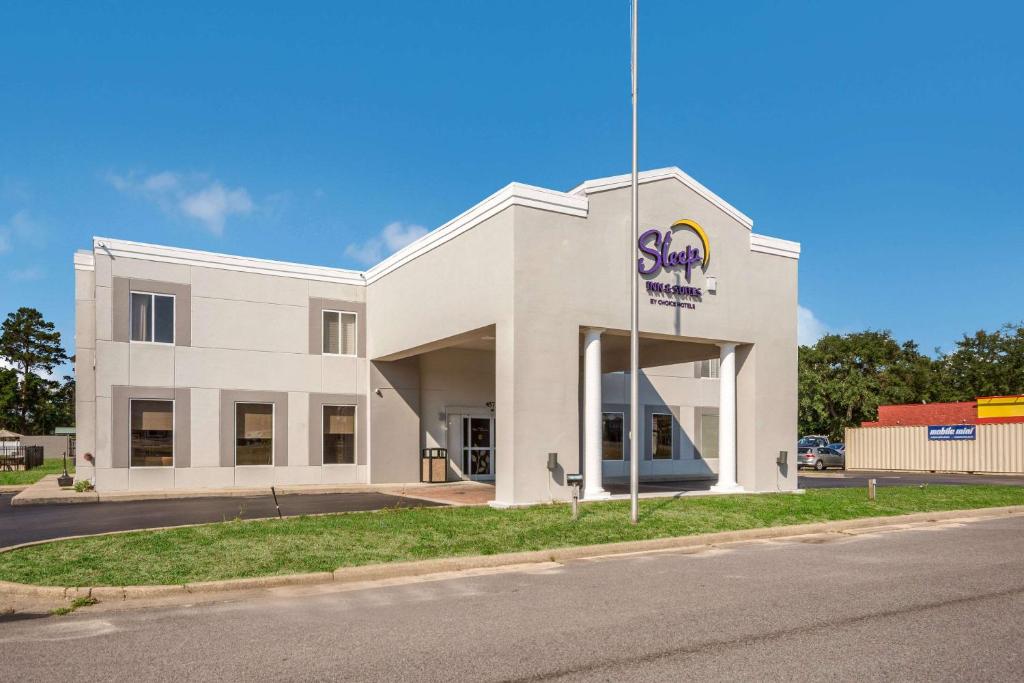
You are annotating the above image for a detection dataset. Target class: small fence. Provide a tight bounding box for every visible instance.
[0,445,45,471]
[846,422,1024,474]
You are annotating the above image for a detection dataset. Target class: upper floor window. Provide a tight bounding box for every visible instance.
[323,310,357,356]
[131,292,175,344]
[698,358,720,379]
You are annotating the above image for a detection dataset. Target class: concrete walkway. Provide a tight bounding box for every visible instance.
[10,474,494,506]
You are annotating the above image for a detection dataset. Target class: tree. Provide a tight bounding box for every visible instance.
[798,331,940,439]
[0,307,69,434]
[936,322,1024,400]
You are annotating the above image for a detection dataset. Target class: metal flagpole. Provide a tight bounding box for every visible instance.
[629,0,640,524]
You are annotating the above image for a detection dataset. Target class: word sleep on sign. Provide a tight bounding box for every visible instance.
[927,425,976,441]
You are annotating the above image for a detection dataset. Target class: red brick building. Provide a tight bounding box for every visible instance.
[861,401,976,428]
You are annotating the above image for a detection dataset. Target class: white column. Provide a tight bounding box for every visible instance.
[583,328,609,500]
[711,342,743,492]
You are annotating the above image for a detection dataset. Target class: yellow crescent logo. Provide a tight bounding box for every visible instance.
[669,219,710,271]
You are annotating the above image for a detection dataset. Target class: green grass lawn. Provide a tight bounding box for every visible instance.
[1,485,1021,587]
[0,458,74,487]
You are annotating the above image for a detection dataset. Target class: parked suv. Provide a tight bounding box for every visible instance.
[797,446,845,471]
[798,435,830,449]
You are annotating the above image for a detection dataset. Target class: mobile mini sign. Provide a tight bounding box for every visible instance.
[927,425,977,441]
[637,219,710,310]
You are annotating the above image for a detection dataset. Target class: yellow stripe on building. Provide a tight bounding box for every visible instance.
[977,395,1024,420]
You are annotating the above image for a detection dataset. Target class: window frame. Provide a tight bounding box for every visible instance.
[322,309,357,357]
[129,290,176,345]
[128,397,175,468]
[321,403,357,466]
[601,411,625,461]
[651,412,674,460]
[698,357,720,379]
[234,401,275,467]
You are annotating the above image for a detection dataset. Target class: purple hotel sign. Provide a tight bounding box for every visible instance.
[638,219,711,309]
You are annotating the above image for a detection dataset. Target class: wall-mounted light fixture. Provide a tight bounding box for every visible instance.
[706,277,718,294]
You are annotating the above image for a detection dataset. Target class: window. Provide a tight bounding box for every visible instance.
[130,292,175,343]
[236,403,274,466]
[323,405,356,464]
[698,358,720,379]
[130,399,174,467]
[652,413,673,459]
[322,310,357,355]
[699,411,719,460]
[602,412,624,460]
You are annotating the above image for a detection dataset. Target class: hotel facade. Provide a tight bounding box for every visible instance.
[73,167,800,506]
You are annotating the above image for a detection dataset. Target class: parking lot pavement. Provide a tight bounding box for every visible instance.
[0,491,442,549]
[3,514,1022,680]
[799,470,1024,488]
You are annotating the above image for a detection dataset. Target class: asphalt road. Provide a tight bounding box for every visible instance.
[2,514,1022,680]
[0,491,441,548]
[799,469,1024,488]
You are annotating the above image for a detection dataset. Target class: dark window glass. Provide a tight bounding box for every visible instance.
[236,403,273,465]
[130,400,173,467]
[652,413,673,459]
[323,405,355,464]
[154,295,174,343]
[602,413,623,460]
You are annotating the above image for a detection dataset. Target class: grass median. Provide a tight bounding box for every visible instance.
[1,485,1022,587]
[0,458,74,487]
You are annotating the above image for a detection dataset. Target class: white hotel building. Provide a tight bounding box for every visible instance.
[74,167,800,507]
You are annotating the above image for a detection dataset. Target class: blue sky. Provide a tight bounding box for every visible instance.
[1,0,1022,373]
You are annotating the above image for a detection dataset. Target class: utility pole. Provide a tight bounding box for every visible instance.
[629,0,640,524]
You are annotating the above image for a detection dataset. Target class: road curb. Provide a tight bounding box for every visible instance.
[2,504,1022,603]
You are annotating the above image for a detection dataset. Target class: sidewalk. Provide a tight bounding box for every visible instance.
[10,475,495,507]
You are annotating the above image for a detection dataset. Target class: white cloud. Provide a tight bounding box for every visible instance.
[8,266,44,282]
[106,171,254,235]
[344,221,428,267]
[0,209,47,252]
[179,183,254,236]
[798,305,830,346]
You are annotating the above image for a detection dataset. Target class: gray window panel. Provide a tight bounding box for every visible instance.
[700,411,719,460]
[153,294,174,343]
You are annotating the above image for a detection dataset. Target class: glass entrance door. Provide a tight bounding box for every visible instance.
[461,416,495,480]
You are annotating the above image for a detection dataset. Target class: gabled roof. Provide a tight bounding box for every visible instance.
[568,166,754,230]
[86,167,796,286]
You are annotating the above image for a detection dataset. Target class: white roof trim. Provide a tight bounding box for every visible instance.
[363,182,588,284]
[86,167,777,284]
[92,237,365,285]
[750,233,801,260]
[73,250,95,271]
[568,166,754,231]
